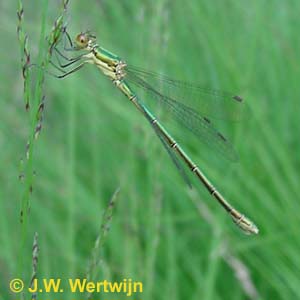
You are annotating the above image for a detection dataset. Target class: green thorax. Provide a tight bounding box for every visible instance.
[94,46,121,65]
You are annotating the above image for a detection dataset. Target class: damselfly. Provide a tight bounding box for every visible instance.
[49,29,258,234]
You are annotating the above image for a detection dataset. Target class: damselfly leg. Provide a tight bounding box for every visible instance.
[48,30,89,78]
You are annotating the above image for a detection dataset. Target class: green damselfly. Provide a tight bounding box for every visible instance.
[50,29,258,235]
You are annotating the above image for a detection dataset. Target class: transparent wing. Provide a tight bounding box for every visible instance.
[125,71,239,162]
[126,65,249,121]
[153,123,193,188]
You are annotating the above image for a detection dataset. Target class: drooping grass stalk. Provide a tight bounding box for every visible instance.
[189,189,259,299]
[17,0,31,111]
[86,187,120,299]
[16,0,70,280]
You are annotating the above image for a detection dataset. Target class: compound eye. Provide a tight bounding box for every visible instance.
[75,33,88,48]
[80,35,86,43]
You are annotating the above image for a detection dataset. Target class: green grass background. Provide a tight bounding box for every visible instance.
[1,0,300,299]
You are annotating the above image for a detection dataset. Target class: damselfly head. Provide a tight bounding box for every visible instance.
[75,31,96,49]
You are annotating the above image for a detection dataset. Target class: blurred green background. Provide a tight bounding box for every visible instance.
[1,0,300,299]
